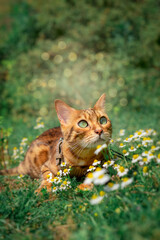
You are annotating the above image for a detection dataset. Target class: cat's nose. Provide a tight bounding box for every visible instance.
[94,129,103,136]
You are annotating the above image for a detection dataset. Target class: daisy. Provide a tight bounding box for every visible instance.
[134,130,145,138]
[119,129,125,136]
[103,160,114,168]
[87,166,96,172]
[84,172,94,184]
[110,139,114,144]
[93,167,106,178]
[143,166,149,176]
[147,153,155,161]
[60,162,66,167]
[119,143,126,148]
[90,191,107,205]
[18,174,24,179]
[113,164,120,170]
[132,154,142,163]
[150,145,160,152]
[57,170,63,177]
[121,177,133,189]
[63,168,71,176]
[34,122,45,129]
[52,186,58,193]
[142,151,149,157]
[122,149,129,156]
[129,146,137,152]
[156,154,160,164]
[117,166,129,177]
[94,143,107,155]
[104,182,120,192]
[94,173,110,185]
[124,137,131,143]
[116,138,122,142]
[92,159,101,166]
[139,157,150,166]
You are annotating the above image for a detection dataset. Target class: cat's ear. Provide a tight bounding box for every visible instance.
[94,93,106,111]
[55,100,76,125]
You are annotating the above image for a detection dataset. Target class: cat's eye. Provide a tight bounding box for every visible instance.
[100,116,107,125]
[78,120,88,128]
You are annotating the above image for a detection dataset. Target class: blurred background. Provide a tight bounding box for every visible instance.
[0,0,160,137]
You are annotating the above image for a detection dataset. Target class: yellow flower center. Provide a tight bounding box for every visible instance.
[119,166,125,172]
[123,150,127,154]
[158,154,160,159]
[87,172,94,178]
[63,169,68,173]
[63,181,67,185]
[143,166,148,173]
[120,143,124,146]
[97,145,102,149]
[91,194,98,200]
[130,146,134,150]
[107,160,111,164]
[99,191,105,196]
[108,182,114,187]
[95,167,102,172]
[129,135,133,138]
[98,174,104,179]
[93,159,98,163]
[133,154,139,159]
[143,158,147,162]
[122,177,129,182]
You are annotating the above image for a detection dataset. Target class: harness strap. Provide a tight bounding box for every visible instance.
[56,137,64,166]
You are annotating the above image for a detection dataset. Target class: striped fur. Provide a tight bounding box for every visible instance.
[0,94,112,192]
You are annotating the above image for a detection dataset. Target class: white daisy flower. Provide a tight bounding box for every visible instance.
[57,170,63,177]
[34,122,45,129]
[119,143,126,148]
[94,143,107,155]
[139,157,150,166]
[104,182,120,192]
[132,154,142,163]
[156,154,160,164]
[90,191,107,205]
[147,153,155,161]
[113,164,120,170]
[121,177,133,189]
[92,159,101,166]
[143,166,149,176]
[60,162,67,167]
[116,138,122,142]
[119,129,125,136]
[142,151,149,157]
[18,174,24,179]
[52,186,58,193]
[93,167,107,178]
[117,166,129,177]
[122,149,129,156]
[110,139,114,144]
[84,172,94,184]
[87,166,96,172]
[103,160,114,168]
[123,137,131,143]
[150,145,160,152]
[93,173,110,185]
[134,130,146,138]
[63,168,71,176]
[129,146,137,152]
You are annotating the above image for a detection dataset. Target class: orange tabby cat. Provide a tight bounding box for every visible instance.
[0,94,112,192]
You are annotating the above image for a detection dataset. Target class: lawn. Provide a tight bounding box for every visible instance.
[0,0,160,239]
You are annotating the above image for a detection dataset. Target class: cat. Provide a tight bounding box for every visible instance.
[0,94,112,192]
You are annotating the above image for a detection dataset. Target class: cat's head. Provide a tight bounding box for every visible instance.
[55,94,112,149]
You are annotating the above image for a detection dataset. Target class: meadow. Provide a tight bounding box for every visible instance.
[0,0,160,239]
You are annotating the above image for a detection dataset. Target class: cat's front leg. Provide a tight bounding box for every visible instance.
[35,162,58,194]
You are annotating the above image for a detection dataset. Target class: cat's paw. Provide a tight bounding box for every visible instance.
[35,181,52,194]
[77,183,93,191]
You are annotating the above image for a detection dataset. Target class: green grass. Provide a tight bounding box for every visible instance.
[0,115,160,240]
